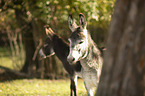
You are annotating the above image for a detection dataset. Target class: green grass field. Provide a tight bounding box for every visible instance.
[0,47,88,96]
[0,79,87,96]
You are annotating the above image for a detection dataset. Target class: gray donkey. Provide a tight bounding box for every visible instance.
[67,13,103,96]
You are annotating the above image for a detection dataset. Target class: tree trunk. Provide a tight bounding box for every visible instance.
[96,0,145,96]
[21,28,36,74]
[15,9,36,74]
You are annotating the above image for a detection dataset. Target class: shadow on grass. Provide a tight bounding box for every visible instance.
[0,65,31,82]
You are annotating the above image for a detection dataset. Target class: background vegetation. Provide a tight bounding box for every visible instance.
[1,0,144,95]
[0,0,115,79]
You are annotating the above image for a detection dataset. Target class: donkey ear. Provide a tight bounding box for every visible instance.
[68,14,77,32]
[44,25,54,36]
[79,13,87,29]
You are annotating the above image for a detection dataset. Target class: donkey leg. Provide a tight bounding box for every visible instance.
[70,81,73,96]
[70,75,78,96]
[84,81,95,96]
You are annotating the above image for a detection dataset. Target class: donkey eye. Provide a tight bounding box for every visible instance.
[79,41,84,44]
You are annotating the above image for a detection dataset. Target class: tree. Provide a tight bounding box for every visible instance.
[0,0,115,78]
[0,0,70,78]
[96,0,145,96]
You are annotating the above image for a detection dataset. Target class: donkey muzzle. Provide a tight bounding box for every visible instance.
[39,49,47,59]
[67,56,76,64]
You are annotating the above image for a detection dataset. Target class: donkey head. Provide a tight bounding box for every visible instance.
[67,13,89,64]
[39,25,55,58]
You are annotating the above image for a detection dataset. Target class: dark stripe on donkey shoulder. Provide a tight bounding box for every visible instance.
[73,61,82,72]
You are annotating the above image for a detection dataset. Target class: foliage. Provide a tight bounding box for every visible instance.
[28,0,115,44]
[0,0,115,44]
[0,0,115,75]
[0,79,87,96]
[24,0,115,22]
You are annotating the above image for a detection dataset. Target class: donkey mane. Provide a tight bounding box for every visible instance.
[85,33,102,69]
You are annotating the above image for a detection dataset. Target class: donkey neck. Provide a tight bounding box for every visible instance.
[51,34,82,75]
[80,34,103,70]
[51,34,69,62]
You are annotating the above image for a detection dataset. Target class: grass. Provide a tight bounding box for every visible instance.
[0,47,88,95]
[0,47,12,68]
[0,79,87,96]
[0,47,24,70]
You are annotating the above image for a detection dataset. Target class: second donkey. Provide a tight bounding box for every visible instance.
[39,25,82,96]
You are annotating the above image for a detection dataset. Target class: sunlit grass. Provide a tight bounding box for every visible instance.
[0,47,87,95]
[0,79,87,96]
[0,48,88,95]
[0,56,13,68]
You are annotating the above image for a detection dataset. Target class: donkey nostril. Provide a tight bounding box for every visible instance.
[72,58,75,61]
[67,57,75,63]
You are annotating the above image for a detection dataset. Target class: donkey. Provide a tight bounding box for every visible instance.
[39,25,82,96]
[67,13,103,96]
